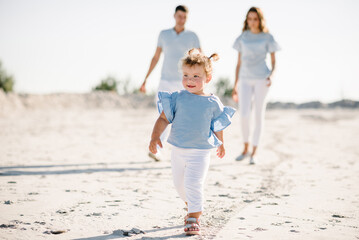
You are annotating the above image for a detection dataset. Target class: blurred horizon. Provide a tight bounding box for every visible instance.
[0,0,358,103]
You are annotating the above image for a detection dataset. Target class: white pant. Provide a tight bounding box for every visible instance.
[171,146,211,213]
[157,80,184,145]
[239,79,269,146]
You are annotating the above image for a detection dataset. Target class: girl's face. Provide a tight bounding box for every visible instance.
[182,64,211,95]
[247,11,260,30]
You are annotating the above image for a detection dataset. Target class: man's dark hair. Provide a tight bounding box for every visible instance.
[175,5,188,13]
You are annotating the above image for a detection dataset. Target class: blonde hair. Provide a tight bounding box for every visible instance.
[242,7,268,33]
[181,48,219,76]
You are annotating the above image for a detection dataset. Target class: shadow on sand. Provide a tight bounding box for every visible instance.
[72,225,185,240]
[0,161,171,176]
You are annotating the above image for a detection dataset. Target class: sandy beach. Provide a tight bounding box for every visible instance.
[1,93,359,239]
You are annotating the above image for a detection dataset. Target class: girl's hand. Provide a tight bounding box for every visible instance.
[232,88,239,103]
[266,77,272,87]
[149,138,162,154]
[216,145,225,158]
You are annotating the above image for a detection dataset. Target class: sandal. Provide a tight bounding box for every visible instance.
[184,214,188,225]
[183,207,188,224]
[184,217,200,236]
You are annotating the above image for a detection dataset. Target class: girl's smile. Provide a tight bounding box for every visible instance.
[182,64,211,95]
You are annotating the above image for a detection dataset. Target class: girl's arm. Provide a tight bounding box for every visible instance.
[232,52,241,102]
[149,111,169,154]
[267,52,276,87]
[214,130,225,158]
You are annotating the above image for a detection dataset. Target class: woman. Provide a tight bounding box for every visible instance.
[232,7,280,164]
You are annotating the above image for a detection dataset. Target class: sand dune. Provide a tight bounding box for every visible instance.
[0,92,358,239]
[0,90,156,115]
[1,90,358,116]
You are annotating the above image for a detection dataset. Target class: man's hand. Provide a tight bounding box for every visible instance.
[140,82,146,93]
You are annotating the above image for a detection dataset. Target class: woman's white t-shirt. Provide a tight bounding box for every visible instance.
[233,30,280,80]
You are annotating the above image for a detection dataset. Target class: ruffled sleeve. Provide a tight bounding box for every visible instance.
[267,33,281,53]
[157,91,177,123]
[211,106,236,132]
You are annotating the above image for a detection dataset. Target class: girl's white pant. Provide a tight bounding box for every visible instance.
[171,146,211,213]
[157,80,184,145]
[239,79,269,146]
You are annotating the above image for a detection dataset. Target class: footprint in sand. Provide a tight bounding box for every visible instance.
[56,210,67,214]
[43,230,67,235]
[34,221,46,225]
[271,222,282,226]
[85,212,102,217]
[113,228,146,236]
[253,227,267,231]
[0,224,16,229]
[28,192,39,195]
[263,202,278,205]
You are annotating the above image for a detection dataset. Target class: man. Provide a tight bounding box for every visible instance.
[140,5,201,161]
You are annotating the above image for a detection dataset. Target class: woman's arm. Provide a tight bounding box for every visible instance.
[214,130,225,158]
[140,47,162,93]
[267,52,276,87]
[232,52,241,102]
[149,111,169,154]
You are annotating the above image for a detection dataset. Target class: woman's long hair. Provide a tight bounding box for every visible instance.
[242,7,268,33]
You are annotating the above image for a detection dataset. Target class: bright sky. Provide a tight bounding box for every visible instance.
[0,0,358,102]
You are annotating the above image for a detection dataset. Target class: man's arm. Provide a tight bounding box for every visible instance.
[140,47,162,93]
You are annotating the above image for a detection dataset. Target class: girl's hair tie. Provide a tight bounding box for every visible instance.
[208,53,219,62]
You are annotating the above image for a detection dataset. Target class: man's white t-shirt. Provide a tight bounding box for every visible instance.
[157,28,201,82]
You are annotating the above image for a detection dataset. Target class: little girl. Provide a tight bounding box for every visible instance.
[149,49,235,235]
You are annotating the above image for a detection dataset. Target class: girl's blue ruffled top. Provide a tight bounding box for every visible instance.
[157,90,236,149]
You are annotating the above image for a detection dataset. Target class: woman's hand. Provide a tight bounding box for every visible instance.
[216,145,225,158]
[232,88,239,103]
[266,77,272,87]
[149,138,162,154]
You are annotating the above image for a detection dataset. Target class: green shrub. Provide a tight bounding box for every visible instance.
[0,61,15,93]
[93,76,118,92]
[215,77,232,97]
[93,76,132,95]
